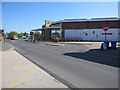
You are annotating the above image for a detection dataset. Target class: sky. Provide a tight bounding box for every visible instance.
[1,2,118,33]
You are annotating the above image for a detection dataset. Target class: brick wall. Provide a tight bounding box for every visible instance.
[62,21,120,29]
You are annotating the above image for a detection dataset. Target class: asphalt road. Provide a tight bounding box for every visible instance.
[0,41,12,51]
[6,39,118,88]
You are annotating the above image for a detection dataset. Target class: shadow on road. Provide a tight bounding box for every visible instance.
[63,48,119,68]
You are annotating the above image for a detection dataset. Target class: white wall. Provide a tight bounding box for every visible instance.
[65,28,119,42]
[65,30,82,40]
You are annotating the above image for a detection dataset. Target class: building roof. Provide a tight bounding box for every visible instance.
[52,17,120,24]
[32,17,120,31]
[32,28,45,31]
[32,26,60,31]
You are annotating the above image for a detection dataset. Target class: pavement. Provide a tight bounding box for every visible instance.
[6,39,118,88]
[0,42,2,89]
[84,42,119,56]
[28,40,119,56]
[44,42,64,46]
[0,41,68,89]
[0,41,12,51]
[59,41,119,56]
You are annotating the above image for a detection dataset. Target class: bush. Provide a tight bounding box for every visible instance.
[33,31,41,39]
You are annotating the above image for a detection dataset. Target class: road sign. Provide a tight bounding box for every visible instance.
[103,25,109,42]
[103,25,109,31]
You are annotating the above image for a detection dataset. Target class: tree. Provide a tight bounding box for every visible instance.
[23,32,28,36]
[18,33,24,39]
[6,32,9,39]
[8,31,18,37]
[33,31,41,39]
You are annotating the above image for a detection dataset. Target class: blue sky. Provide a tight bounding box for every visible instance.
[2,2,118,33]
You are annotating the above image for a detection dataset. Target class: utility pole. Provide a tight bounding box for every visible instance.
[105,31,106,42]
[29,20,31,33]
[0,1,2,30]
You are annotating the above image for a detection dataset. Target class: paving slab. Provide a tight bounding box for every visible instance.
[0,42,68,89]
[0,41,2,90]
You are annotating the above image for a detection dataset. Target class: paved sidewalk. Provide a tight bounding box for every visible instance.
[44,42,64,46]
[84,42,119,56]
[84,42,102,50]
[0,41,2,89]
[59,41,119,56]
[0,42,68,89]
[0,41,12,51]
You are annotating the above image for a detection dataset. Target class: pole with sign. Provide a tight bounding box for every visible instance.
[93,30,95,43]
[103,25,109,42]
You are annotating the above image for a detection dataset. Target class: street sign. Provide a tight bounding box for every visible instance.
[103,25,109,42]
[103,25,109,31]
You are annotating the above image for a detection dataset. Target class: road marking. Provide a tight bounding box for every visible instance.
[0,56,20,65]
[26,65,36,74]
[8,76,23,89]
[0,60,26,74]
[8,66,36,89]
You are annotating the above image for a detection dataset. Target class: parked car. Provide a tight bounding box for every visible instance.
[22,36,27,39]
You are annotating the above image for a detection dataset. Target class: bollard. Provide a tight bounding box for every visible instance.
[103,42,107,50]
[111,42,116,50]
[106,42,109,48]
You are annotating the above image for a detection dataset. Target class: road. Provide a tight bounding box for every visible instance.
[0,41,12,51]
[6,39,118,88]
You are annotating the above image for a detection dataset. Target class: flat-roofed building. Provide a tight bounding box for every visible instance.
[32,17,120,42]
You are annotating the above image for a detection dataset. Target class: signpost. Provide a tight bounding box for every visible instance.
[103,25,109,41]
[93,31,95,34]
[102,25,109,50]
[93,30,95,43]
